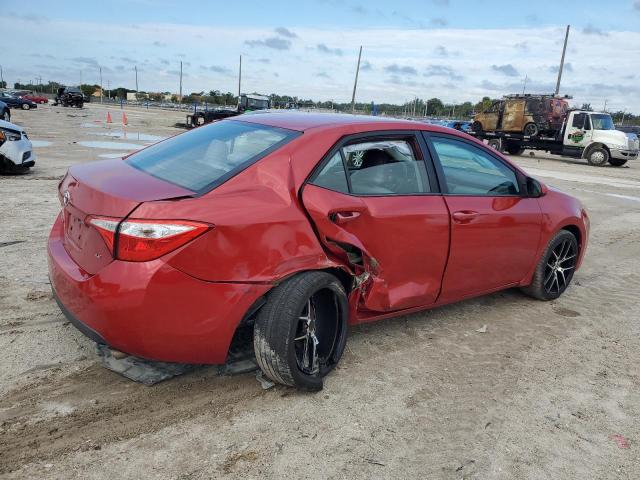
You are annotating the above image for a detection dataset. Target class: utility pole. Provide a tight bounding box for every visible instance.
[179,61,183,102]
[350,45,362,114]
[107,80,111,100]
[522,74,528,95]
[555,25,570,96]
[0,65,3,88]
[238,55,242,105]
[621,109,626,125]
[603,99,607,112]
[135,66,139,98]
[99,67,103,104]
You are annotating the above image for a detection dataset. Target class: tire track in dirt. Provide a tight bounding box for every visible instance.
[0,365,264,474]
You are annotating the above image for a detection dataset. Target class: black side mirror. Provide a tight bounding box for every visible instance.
[526,177,546,198]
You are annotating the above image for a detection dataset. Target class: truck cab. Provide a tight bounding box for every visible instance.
[238,94,270,112]
[563,110,639,166]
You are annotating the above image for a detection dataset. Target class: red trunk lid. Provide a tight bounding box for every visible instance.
[59,159,193,274]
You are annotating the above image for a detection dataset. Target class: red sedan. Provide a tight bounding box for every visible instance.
[48,113,589,390]
[22,93,48,104]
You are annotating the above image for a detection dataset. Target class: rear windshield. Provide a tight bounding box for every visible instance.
[126,120,298,193]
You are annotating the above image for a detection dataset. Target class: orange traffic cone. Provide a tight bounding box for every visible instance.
[122,112,128,126]
[106,112,112,123]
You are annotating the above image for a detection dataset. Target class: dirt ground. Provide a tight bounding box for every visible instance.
[1,104,638,479]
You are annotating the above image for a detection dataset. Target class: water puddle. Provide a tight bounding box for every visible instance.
[30,140,53,147]
[77,141,143,150]
[98,153,125,159]
[90,131,165,142]
[81,122,101,128]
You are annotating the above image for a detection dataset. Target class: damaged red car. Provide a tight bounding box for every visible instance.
[48,113,589,390]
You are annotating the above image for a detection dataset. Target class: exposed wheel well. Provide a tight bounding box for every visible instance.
[561,225,582,254]
[583,142,610,159]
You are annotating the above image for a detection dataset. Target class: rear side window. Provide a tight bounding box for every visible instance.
[431,137,519,196]
[126,120,297,193]
[312,139,430,195]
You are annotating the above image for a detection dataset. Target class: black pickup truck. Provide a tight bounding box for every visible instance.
[53,87,85,108]
[186,94,270,128]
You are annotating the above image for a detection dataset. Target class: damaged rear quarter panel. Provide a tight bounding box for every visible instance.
[134,141,341,283]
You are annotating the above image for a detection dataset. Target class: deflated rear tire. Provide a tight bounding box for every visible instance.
[521,230,578,301]
[253,271,348,391]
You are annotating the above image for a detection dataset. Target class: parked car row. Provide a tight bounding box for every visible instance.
[0,91,38,110]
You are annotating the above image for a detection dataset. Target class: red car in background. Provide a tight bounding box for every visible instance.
[22,93,48,104]
[48,113,589,390]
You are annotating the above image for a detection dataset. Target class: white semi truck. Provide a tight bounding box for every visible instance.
[473,110,639,167]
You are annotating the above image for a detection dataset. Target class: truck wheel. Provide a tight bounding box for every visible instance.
[471,121,483,133]
[253,271,348,391]
[487,139,502,151]
[608,158,627,167]
[505,143,525,155]
[523,123,538,137]
[586,146,609,166]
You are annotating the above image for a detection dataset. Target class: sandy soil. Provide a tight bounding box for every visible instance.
[1,104,638,479]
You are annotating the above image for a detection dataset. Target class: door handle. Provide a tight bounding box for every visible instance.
[330,210,361,224]
[452,210,479,223]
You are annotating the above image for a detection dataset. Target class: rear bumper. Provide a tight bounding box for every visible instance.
[48,213,271,364]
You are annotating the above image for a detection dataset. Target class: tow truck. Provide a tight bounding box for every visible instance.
[472,109,639,167]
[186,93,270,128]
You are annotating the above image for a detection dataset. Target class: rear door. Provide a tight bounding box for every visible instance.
[424,133,542,303]
[502,99,525,132]
[301,132,450,313]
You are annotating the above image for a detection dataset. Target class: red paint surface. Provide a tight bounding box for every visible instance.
[48,113,589,364]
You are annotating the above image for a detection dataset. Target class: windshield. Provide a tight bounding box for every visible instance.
[126,120,298,193]
[591,114,614,130]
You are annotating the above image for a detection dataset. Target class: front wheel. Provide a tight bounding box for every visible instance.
[608,158,627,167]
[471,121,483,133]
[21,103,31,110]
[254,271,348,391]
[586,146,609,166]
[1,110,9,122]
[521,230,578,301]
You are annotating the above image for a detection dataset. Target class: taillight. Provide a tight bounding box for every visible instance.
[87,216,210,262]
[88,216,119,252]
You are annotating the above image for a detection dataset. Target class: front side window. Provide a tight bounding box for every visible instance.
[127,120,297,192]
[311,138,430,195]
[572,113,586,129]
[431,137,519,196]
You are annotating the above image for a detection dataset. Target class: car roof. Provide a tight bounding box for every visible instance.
[233,111,441,133]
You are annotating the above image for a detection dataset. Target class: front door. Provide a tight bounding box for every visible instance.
[564,112,594,148]
[301,134,450,313]
[425,134,542,303]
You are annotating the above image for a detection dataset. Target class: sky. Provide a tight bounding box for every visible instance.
[2,0,640,112]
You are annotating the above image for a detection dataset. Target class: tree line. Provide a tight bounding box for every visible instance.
[9,81,640,125]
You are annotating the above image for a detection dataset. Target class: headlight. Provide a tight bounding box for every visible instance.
[0,128,22,142]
